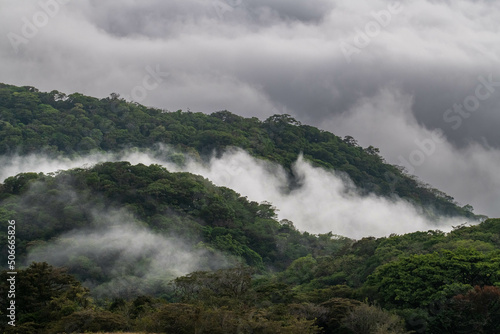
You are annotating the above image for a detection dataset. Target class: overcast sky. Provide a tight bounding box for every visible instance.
[1,0,499,217]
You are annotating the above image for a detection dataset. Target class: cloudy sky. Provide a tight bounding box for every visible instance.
[1,0,499,217]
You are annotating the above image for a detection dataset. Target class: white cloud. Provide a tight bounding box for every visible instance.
[184,149,466,238]
[323,88,500,217]
[0,147,471,239]
[26,209,232,298]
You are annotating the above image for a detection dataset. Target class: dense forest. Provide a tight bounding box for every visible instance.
[0,83,498,333]
[0,164,499,333]
[0,83,479,219]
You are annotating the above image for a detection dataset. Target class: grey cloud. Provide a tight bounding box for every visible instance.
[80,0,333,39]
[245,0,334,22]
[322,88,500,218]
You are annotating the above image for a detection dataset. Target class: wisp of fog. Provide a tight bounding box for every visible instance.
[26,208,232,299]
[0,147,470,239]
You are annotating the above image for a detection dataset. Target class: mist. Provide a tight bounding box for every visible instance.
[26,208,232,299]
[184,149,469,238]
[1,145,473,239]
[322,88,500,218]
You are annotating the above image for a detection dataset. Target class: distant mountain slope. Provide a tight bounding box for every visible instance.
[0,83,477,218]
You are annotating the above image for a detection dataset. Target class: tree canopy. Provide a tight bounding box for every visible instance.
[0,83,497,333]
[0,83,479,218]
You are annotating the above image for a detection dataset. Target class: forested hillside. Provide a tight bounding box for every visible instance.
[1,83,497,333]
[0,162,346,273]
[0,164,499,333]
[0,83,478,218]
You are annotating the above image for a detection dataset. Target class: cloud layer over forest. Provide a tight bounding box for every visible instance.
[0,148,470,239]
[1,0,499,217]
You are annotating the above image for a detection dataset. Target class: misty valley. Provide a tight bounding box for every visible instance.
[1,83,499,333]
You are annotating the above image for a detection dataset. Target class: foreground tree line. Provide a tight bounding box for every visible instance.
[0,163,499,333]
[1,260,499,333]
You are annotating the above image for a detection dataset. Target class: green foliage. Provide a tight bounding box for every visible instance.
[366,248,500,308]
[316,297,363,333]
[49,309,129,333]
[280,254,318,285]
[1,83,499,333]
[341,303,409,334]
[428,285,500,333]
[2,172,42,195]
[0,162,352,276]
[174,267,254,304]
[0,83,478,218]
[0,262,91,333]
[138,303,321,334]
[0,188,497,333]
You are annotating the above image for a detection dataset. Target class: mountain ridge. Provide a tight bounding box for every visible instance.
[0,83,481,219]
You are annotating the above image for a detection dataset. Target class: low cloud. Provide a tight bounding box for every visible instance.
[26,209,231,298]
[185,149,468,238]
[0,145,474,239]
[323,88,500,218]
